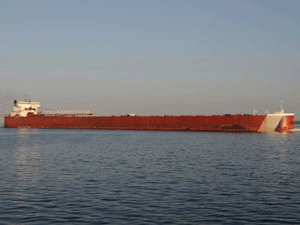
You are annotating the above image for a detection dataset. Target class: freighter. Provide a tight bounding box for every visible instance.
[4,100,294,132]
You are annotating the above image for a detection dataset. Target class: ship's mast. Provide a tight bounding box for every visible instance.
[253,108,259,115]
[280,99,284,113]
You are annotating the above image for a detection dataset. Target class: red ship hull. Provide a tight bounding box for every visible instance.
[4,114,272,132]
[277,115,294,131]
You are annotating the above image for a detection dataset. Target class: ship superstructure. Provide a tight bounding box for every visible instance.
[4,100,294,132]
[10,100,40,117]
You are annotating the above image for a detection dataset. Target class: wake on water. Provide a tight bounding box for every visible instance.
[290,128,300,132]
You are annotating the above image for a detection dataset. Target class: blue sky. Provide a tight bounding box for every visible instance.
[1,0,300,116]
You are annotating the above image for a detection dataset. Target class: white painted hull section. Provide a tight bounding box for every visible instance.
[258,114,283,132]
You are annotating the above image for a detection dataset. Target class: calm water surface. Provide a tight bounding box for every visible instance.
[0,126,300,224]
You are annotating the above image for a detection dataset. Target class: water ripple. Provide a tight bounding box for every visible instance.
[0,129,300,224]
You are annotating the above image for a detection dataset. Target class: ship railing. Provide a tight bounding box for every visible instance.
[39,110,94,116]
